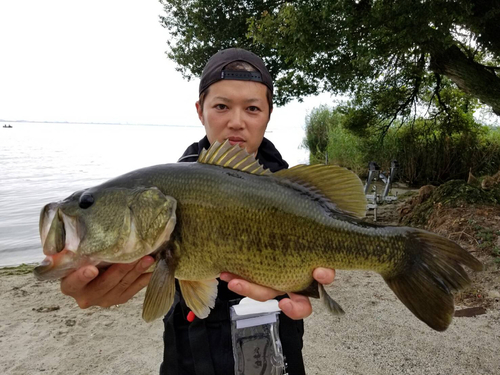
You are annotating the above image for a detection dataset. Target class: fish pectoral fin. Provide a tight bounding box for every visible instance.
[319,283,345,315]
[179,279,219,319]
[142,258,176,323]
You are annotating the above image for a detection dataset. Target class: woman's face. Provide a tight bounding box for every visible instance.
[196,79,271,155]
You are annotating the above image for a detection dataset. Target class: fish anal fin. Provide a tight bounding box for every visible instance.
[142,258,176,322]
[275,165,366,219]
[179,279,219,319]
[198,140,271,176]
[294,280,320,298]
[295,280,345,315]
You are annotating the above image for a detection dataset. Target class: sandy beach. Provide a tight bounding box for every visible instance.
[1,264,499,375]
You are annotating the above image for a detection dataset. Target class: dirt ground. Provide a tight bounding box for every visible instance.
[1,188,499,374]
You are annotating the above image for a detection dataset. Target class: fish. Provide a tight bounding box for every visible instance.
[34,140,483,331]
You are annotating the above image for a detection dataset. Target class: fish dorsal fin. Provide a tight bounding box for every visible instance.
[198,140,272,176]
[275,164,367,219]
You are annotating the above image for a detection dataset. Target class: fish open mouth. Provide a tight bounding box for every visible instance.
[35,204,84,280]
[39,203,81,256]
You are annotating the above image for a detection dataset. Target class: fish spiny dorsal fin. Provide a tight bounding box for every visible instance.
[275,164,367,219]
[197,140,272,176]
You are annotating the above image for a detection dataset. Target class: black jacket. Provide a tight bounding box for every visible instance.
[177,136,289,172]
[160,137,305,375]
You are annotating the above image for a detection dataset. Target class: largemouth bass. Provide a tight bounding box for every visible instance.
[34,141,482,331]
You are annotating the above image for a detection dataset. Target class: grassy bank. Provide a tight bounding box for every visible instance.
[0,263,37,276]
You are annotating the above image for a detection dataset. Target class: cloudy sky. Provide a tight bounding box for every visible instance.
[0,0,334,132]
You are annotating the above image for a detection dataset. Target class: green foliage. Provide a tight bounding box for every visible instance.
[326,119,366,175]
[304,105,368,171]
[466,219,500,263]
[303,105,500,185]
[401,181,500,227]
[160,0,500,118]
[492,246,500,263]
[302,105,331,163]
[378,121,500,184]
[431,181,500,206]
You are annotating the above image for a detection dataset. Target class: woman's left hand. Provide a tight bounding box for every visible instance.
[219,268,335,320]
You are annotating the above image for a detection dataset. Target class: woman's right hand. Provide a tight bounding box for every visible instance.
[60,256,154,308]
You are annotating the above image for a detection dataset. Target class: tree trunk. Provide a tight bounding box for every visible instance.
[429,45,500,116]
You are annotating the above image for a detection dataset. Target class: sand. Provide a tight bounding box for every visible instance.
[1,267,499,375]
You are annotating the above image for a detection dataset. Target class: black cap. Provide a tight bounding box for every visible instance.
[199,48,273,96]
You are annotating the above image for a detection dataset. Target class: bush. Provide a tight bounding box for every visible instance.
[303,107,500,186]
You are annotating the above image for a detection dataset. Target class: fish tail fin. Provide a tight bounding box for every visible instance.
[382,229,483,331]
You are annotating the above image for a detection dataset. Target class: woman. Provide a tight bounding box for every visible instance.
[60,48,335,374]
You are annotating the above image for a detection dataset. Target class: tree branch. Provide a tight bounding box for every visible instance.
[430,45,500,116]
[477,63,500,71]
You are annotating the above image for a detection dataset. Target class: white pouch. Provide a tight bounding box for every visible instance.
[230,298,286,375]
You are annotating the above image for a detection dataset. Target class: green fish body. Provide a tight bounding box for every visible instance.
[35,141,482,331]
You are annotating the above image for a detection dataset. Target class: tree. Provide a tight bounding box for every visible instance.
[159,0,500,127]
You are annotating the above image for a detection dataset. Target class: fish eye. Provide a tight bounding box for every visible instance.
[79,192,95,209]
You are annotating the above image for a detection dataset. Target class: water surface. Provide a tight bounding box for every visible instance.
[0,122,307,266]
[0,122,206,266]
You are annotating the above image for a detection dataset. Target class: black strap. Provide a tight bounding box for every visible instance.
[180,298,234,375]
[188,319,216,375]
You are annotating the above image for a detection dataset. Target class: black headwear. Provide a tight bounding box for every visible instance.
[199,48,273,95]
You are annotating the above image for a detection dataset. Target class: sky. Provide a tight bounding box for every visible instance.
[0,1,336,138]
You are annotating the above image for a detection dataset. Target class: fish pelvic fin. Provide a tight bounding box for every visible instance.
[383,230,483,331]
[179,279,218,319]
[198,140,271,176]
[142,258,176,323]
[275,164,366,219]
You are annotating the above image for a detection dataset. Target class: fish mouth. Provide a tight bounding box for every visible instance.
[36,204,83,280]
[34,249,80,280]
[39,203,82,256]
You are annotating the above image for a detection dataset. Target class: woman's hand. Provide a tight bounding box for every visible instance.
[60,256,155,308]
[219,268,335,320]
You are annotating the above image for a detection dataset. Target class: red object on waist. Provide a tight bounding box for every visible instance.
[187,311,195,322]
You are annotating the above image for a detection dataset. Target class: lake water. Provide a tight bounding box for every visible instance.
[0,122,308,267]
